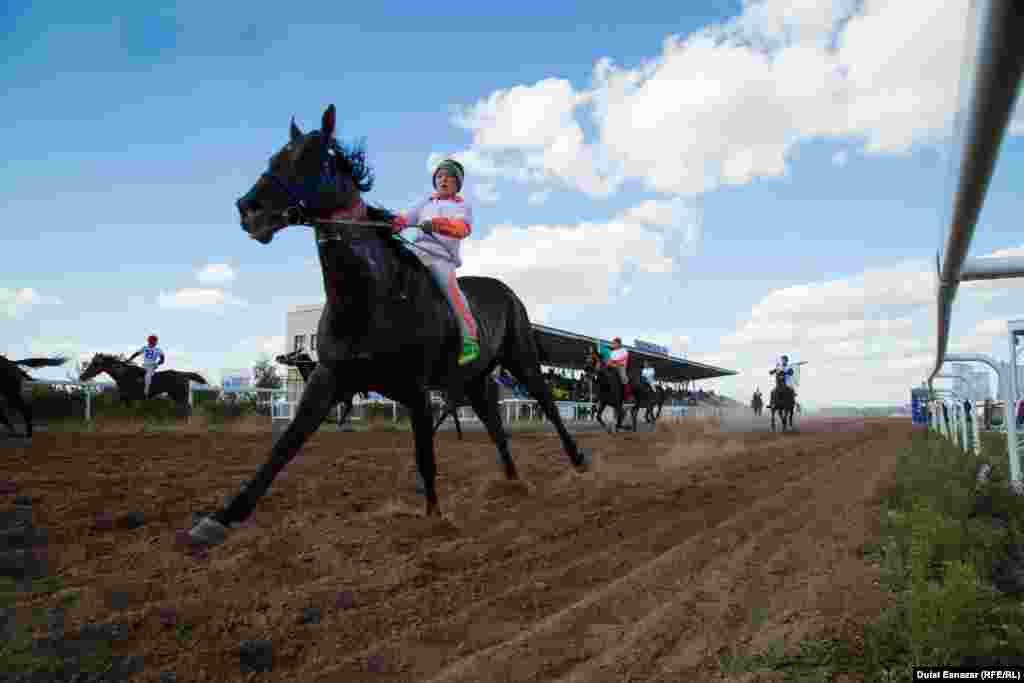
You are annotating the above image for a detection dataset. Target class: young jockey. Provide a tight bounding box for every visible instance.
[607,337,632,400]
[641,361,656,388]
[128,334,165,398]
[392,159,480,366]
[771,355,796,395]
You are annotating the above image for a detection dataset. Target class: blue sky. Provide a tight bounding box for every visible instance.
[3,0,1023,409]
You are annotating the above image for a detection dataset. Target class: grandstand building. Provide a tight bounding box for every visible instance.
[283,305,736,397]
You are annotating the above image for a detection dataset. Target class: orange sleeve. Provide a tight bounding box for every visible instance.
[431,216,472,239]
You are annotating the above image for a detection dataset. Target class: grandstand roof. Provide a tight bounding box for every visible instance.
[532,323,736,383]
[285,305,736,383]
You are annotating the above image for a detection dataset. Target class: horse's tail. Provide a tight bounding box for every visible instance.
[15,357,68,368]
[183,372,208,385]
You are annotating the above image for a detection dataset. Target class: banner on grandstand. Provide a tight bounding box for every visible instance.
[911,388,929,425]
[634,339,670,355]
[222,369,252,393]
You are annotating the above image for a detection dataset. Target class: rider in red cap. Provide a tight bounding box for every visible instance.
[128,334,165,398]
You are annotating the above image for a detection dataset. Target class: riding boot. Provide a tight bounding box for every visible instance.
[448,277,479,366]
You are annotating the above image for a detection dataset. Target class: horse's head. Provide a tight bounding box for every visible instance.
[236,104,372,244]
[79,353,122,381]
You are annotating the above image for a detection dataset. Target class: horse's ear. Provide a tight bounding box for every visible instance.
[290,117,303,142]
[321,104,336,138]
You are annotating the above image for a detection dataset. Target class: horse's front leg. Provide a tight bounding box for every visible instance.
[185,363,341,549]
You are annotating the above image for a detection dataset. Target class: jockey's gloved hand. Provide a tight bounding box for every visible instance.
[418,221,435,233]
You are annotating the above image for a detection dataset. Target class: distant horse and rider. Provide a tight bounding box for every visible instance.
[751,388,764,416]
[0,355,69,438]
[79,339,207,417]
[582,339,658,433]
[185,104,592,553]
[767,355,801,432]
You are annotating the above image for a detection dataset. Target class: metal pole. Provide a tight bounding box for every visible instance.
[1008,325,1021,484]
[928,0,1024,389]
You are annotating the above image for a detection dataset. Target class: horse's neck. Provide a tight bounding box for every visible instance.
[112,362,140,383]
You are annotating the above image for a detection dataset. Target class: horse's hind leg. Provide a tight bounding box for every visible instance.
[453,408,464,441]
[0,403,16,436]
[503,358,589,467]
[9,394,31,438]
[465,375,518,480]
[595,403,611,434]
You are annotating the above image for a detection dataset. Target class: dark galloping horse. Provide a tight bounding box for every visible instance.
[751,392,763,416]
[0,355,68,438]
[768,370,796,432]
[186,104,590,551]
[79,353,207,416]
[646,384,667,424]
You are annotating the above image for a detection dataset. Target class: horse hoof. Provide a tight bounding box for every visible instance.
[186,516,228,547]
[577,449,592,467]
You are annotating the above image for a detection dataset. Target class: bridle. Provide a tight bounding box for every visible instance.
[242,132,456,262]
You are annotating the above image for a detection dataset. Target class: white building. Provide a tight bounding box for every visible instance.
[286,304,323,360]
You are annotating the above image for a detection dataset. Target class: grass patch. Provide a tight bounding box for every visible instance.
[722,428,1024,679]
[852,429,1024,676]
[720,639,860,681]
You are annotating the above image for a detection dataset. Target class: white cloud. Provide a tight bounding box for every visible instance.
[442,0,985,200]
[447,78,621,197]
[745,260,934,325]
[473,182,500,206]
[0,288,62,318]
[687,258,950,405]
[460,217,675,320]
[196,263,236,285]
[978,245,1024,260]
[157,288,248,312]
[235,335,286,358]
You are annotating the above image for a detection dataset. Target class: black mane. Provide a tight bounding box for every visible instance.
[324,134,375,193]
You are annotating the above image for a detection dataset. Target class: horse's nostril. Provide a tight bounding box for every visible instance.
[237,198,261,216]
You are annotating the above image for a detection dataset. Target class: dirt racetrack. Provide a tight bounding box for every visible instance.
[2,416,908,681]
